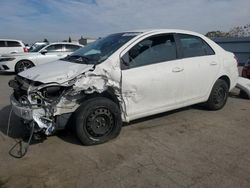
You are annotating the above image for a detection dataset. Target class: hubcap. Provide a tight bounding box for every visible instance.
[213,87,226,105]
[85,107,114,138]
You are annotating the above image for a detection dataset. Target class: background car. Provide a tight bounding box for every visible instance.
[0,42,83,73]
[28,42,49,52]
[0,39,28,55]
[239,59,250,99]
[242,59,250,79]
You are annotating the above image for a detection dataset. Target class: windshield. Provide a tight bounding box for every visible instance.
[62,32,141,64]
[29,44,48,52]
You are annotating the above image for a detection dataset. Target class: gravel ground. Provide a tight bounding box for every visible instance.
[0,73,249,188]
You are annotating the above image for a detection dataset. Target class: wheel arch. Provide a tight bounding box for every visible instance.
[15,59,35,72]
[218,75,230,89]
[205,74,231,102]
[80,87,121,109]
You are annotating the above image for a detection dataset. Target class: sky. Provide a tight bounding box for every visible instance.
[0,0,249,43]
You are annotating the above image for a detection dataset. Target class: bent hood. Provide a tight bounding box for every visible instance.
[19,60,94,83]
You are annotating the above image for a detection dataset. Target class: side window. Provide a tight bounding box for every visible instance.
[65,44,81,52]
[122,34,177,68]
[0,41,5,47]
[7,41,22,47]
[178,34,215,58]
[45,44,63,52]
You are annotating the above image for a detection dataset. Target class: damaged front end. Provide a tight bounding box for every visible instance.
[9,65,126,136]
[9,75,86,135]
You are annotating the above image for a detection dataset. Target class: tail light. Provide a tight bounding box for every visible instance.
[23,47,28,52]
[234,56,239,66]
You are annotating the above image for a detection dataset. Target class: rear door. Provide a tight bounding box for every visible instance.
[121,33,185,119]
[175,34,219,101]
[6,41,23,53]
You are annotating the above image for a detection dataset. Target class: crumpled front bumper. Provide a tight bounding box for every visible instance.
[10,94,57,135]
[10,94,33,120]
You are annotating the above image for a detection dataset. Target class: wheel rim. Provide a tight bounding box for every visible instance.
[17,61,33,72]
[85,107,114,139]
[213,86,226,105]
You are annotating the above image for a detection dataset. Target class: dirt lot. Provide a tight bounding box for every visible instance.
[0,74,249,188]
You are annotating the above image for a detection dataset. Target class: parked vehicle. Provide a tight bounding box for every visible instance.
[238,59,250,99]
[0,42,83,73]
[242,59,250,79]
[9,29,239,145]
[28,42,49,52]
[0,39,28,55]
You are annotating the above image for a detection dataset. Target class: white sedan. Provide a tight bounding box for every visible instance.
[0,42,83,73]
[9,29,239,145]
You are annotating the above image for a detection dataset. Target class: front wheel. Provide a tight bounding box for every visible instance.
[15,60,34,73]
[75,97,122,145]
[205,79,229,110]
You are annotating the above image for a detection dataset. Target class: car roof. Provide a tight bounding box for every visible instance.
[125,29,204,37]
[47,42,82,46]
[0,39,23,42]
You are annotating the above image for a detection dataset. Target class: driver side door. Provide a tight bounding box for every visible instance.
[120,33,185,121]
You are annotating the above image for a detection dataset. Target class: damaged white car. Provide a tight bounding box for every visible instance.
[9,29,239,145]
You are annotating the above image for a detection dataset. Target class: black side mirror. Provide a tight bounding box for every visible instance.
[120,57,129,70]
[40,49,48,55]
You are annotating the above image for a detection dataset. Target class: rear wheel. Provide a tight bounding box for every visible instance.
[205,79,229,110]
[75,97,122,145]
[15,60,34,73]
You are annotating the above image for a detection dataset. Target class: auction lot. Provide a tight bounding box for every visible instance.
[0,74,249,188]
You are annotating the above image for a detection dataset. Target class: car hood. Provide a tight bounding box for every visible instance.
[19,60,94,84]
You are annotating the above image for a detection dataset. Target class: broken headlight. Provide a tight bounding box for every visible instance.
[40,86,65,99]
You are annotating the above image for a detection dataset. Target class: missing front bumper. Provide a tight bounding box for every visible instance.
[10,94,72,135]
[10,94,33,120]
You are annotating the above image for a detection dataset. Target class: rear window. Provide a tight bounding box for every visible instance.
[65,44,81,52]
[7,41,22,47]
[178,34,215,58]
[45,44,63,52]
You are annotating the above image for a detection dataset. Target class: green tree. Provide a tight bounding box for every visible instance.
[205,31,229,38]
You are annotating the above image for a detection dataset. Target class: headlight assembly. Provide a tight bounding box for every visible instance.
[41,86,65,99]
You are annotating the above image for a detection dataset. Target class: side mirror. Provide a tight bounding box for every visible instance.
[40,49,48,55]
[120,57,130,70]
[120,53,130,70]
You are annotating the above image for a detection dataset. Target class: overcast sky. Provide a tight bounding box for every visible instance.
[0,0,249,43]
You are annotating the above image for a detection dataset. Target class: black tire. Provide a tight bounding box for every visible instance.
[75,97,122,145]
[205,79,229,110]
[15,60,34,73]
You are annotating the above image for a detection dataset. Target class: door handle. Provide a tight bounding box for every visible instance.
[172,67,184,72]
[210,62,218,66]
